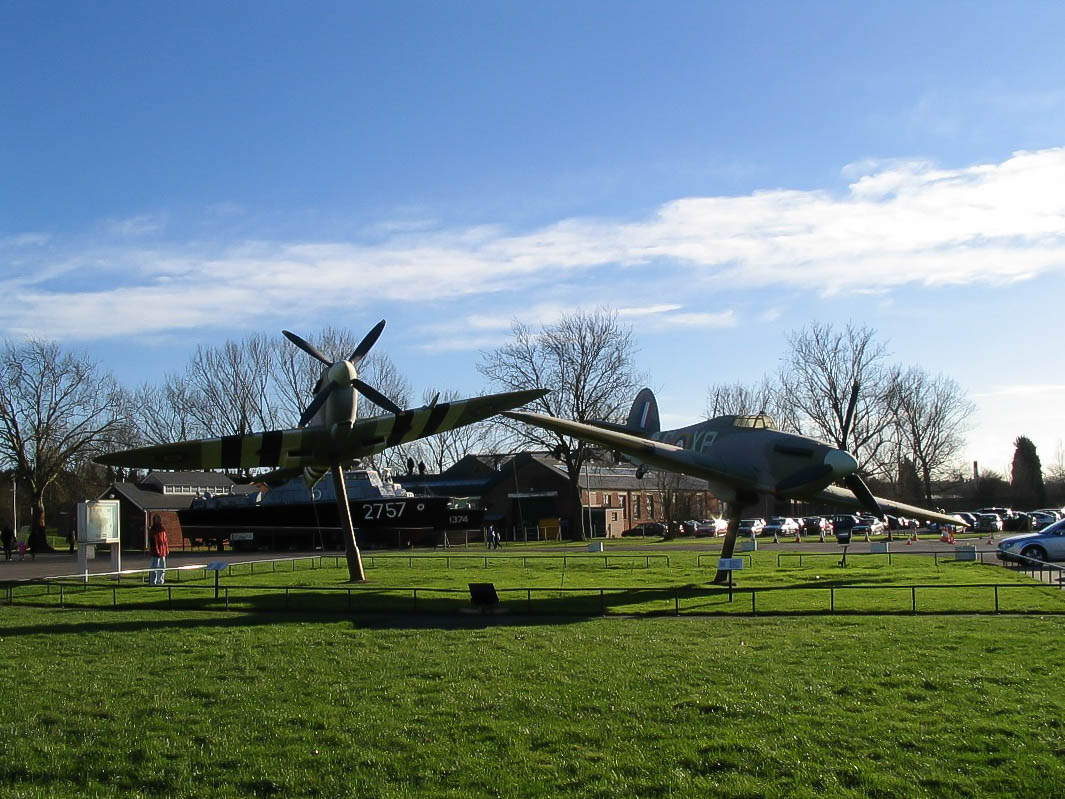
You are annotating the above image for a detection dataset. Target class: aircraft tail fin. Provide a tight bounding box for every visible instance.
[626,388,660,434]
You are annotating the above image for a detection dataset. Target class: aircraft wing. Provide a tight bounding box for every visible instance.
[96,389,548,471]
[503,410,750,485]
[814,485,967,527]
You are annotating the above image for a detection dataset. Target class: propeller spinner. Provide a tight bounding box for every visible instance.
[284,320,401,426]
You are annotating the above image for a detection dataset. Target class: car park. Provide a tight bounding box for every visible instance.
[997,518,1065,563]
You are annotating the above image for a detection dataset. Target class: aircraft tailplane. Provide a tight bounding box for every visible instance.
[626,388,660,434]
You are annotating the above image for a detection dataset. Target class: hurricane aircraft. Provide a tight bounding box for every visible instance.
[96,320,547,581]
[505,385,964,583]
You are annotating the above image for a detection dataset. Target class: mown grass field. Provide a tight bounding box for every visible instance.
[2,546,1063,797]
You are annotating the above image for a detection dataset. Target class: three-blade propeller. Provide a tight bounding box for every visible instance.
[283,320,402,426]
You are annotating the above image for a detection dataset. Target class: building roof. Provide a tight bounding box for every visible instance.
[141,471,237,489]
[100,482,201,511]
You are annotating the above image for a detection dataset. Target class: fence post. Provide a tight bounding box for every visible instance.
[830,587,834,613]
[600,588,605,615]
[994,585,999,613]
[225,587,229,610]
[751,591,756,616]
[112,586,117,608]
[911,586,917,615]
[674,588,679,616]
[527,589,532,613]
[168,586,172,609]
[347,589,352,612]
[59,584,64,608]
[413,588,418,612]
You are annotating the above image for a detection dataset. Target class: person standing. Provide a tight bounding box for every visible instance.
[1,526,12,561]
[148,515,170,585]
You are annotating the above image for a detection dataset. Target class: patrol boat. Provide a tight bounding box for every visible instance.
[179,468,483,550]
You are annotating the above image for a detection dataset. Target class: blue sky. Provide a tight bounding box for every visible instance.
[3,1,1065,475]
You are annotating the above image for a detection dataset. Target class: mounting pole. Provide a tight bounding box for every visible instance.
[713,502,746,584]
[330,461,366,582]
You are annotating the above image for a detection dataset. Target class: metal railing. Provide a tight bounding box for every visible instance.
[7,579,1063,617]
[774,549,999,567]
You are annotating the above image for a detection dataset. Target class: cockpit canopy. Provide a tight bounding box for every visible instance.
[730,413,777,430]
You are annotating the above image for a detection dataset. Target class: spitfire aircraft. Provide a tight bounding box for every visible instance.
[96,320,547,581]
[505,386,965,583]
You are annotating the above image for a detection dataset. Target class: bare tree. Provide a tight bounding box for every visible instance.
[778,322,897,476]
[705,376,801,433]
[132,374,199,445]
[894,367,974,503]
[479,308,642,539]
[184,334,283,441]
[0,339,130,551]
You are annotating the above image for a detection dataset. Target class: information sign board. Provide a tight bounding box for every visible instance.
[717,558,745,571]
[77,500,120,543]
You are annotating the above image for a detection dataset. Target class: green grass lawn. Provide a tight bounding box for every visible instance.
[3,549,1063,797]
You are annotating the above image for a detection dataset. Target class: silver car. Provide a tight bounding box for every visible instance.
[997,518,1065,563]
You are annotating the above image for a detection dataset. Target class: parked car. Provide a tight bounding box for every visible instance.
[801,516,833,536]
[738,518,765,537]
[853,515,886,537]
[829,514,861,533]
[997,518,1065,563]
[622,521,667,537]
[973,513,1004,533]
[1028,511,1058,531]
[696,518,729,536]
[763,517,800,538]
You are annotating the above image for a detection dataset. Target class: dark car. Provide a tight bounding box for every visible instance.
[829,514,861,532]
[622,521,667,537]
[802,516,833,536]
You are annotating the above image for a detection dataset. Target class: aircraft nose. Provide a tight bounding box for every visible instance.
[824,448,858,477]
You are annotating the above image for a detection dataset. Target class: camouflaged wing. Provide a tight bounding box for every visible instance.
[95,389,548,470]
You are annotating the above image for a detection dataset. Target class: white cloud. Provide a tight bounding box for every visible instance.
[5,147,1065,340]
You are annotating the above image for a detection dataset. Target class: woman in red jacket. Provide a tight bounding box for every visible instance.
[148,515,170,585]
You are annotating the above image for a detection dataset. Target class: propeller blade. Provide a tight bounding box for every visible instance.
[844,473,885,520]
[776,464,834,495]
[299,383,335,426]
[840,380,859,451]
[352,378,403,415]
[349,319,386,367]
[283,330,332,366]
